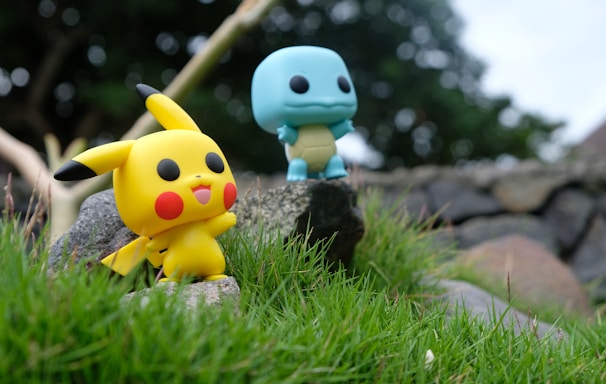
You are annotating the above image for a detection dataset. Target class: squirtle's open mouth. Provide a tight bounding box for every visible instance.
[192,185,211,205]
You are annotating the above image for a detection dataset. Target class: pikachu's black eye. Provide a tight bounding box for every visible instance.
[206,152,224,173]
[157,159,180,181]
[289,75,309,94]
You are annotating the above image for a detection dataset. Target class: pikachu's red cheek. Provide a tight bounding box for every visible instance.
[224,183,237,210]
[155,191,184,220]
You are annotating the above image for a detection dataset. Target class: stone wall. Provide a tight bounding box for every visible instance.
[358,157,606,303]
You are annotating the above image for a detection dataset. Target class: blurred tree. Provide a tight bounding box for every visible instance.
[0,0,562,174]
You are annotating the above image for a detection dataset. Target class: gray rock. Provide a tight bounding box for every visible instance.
[455,214,557,251]
[48,189,137,271]
[491,172,569,213]
[542,188,594,253]
[426,179,502,223]
[122,277,240,312]
[593,192,606,216]
[436,279,567,340]
[235,179,365,267]
[570,216,606,302]
[382,187,431,221]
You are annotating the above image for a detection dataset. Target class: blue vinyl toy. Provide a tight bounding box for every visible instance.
[251,46,358,182]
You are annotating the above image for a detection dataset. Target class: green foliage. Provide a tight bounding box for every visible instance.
[352,188,453,296]
[0,195,604,382]
[0,0,562,173]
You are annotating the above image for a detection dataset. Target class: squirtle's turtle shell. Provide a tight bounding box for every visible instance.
[286,124,336,173]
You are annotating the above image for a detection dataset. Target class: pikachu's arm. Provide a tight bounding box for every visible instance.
[206,212,237,237]
[146,235,170,253]
[143,235,170,268]
[101,236,151,275]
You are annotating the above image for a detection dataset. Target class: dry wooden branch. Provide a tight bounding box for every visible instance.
[0,126,54,199]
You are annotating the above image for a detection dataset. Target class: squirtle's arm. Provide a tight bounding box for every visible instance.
[206,211,237,237]
[277,124,299,145]
[329,120,354,140]
[101,236,153,275]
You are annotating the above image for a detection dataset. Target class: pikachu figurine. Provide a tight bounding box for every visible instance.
[54,84,237,282]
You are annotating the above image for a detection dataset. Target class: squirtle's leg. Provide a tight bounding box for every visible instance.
[324,155,348,179]
[286,158,308,182]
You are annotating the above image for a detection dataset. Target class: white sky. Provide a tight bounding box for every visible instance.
[451,0,606,145]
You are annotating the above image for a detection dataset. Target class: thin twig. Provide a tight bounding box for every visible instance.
[507,270,511,303]
[3,173,14,220]
[155,267,165,284]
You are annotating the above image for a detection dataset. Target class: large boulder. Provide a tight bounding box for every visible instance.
[456,235,593,318]
[234,179,365,268]
[48,179,364,272]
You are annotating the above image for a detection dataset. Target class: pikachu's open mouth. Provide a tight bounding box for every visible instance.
[192,185,211,205]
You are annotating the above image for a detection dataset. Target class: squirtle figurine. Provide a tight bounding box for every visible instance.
[251,46,358,182]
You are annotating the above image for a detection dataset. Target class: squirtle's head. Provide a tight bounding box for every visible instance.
[251,45,357,133]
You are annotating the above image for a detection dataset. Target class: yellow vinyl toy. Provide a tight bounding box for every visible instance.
[54,84,237,282]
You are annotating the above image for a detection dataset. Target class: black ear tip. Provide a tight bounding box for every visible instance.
[54,160,97,181]
[136,84,161,101]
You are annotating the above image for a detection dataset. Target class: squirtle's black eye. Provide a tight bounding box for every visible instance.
[157,159,180,181]
[206,152,224,173]
[289,75,309,94]
[337,75,351,93]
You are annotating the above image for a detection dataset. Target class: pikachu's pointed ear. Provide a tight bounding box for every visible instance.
[54,140,135,181]
[136,84,200,132]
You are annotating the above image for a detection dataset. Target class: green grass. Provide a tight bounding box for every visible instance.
[0,190,605,383]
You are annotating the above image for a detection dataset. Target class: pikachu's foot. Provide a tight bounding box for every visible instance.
[158,277,180,283]
[204,274,228,281]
